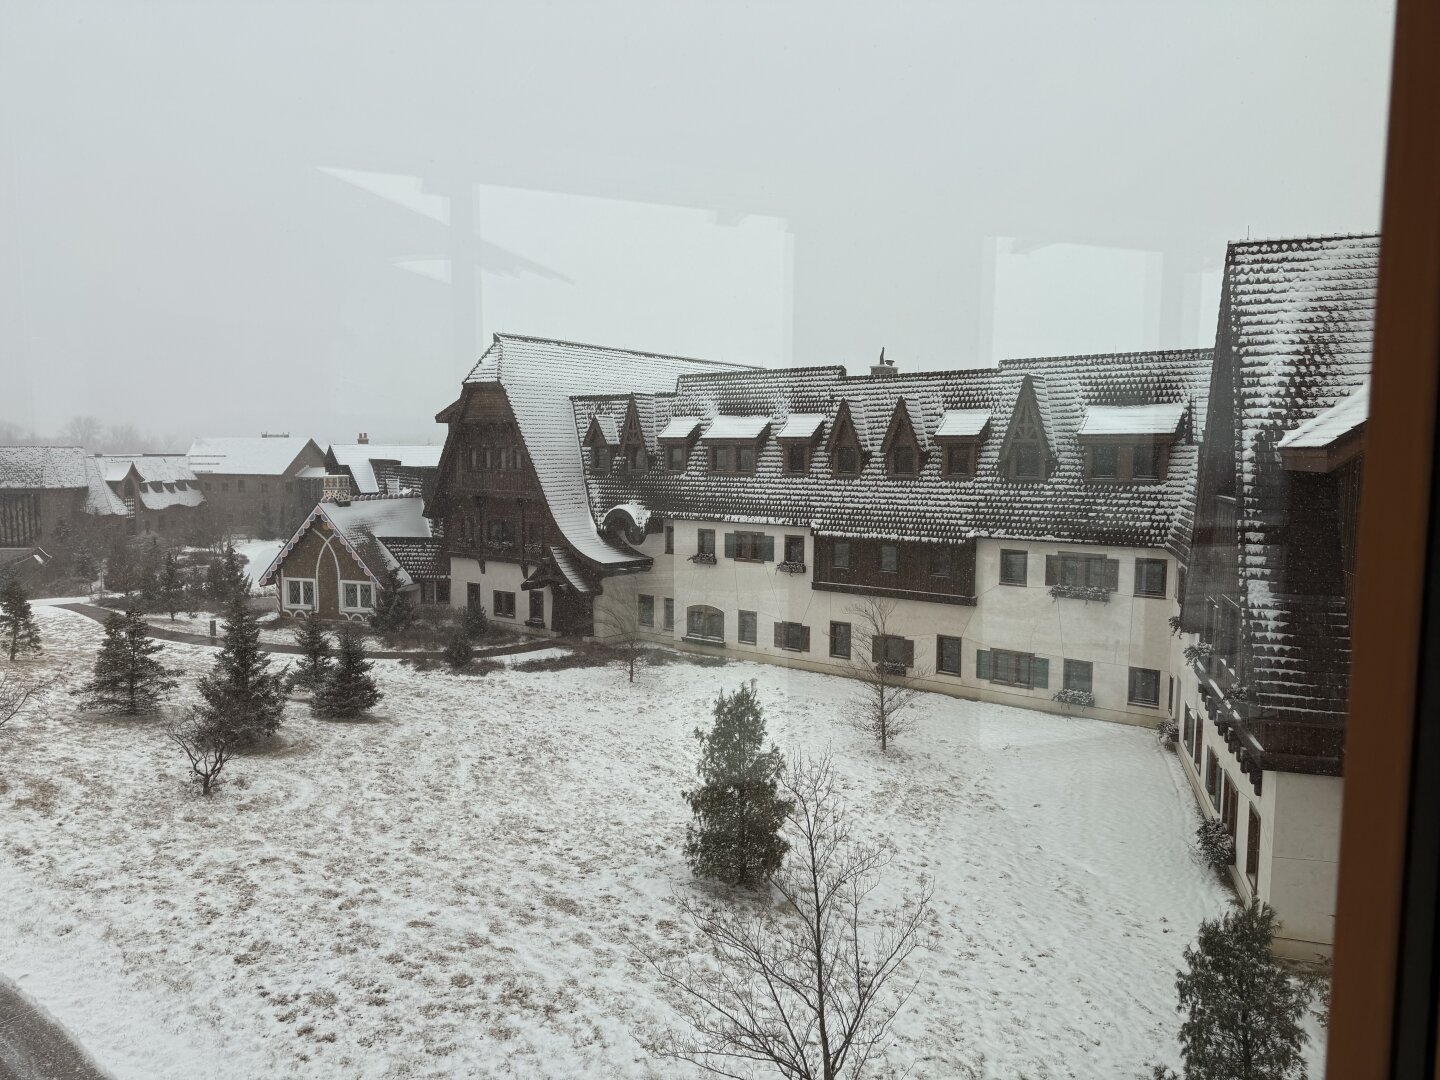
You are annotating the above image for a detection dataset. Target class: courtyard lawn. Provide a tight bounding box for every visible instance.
[0,606,1296,1078]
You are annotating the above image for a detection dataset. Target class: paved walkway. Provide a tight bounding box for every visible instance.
[56,604,560,662]
[0,977,109,1080]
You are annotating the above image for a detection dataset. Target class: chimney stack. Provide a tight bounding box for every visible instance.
[870,347,897,378]
[358,432,369,444]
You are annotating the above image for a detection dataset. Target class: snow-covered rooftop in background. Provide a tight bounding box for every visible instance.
[1077,403,1186,437]
[327,444,443,494]
[99,454,198,484]
[460,334,754,566]
[776,413,826,439]
[934,409,992,438]
[1278,380,1369,450]
[657,416,703,441]
[700,415,771,441]
[0,446,90,490]
[187,436,318,476]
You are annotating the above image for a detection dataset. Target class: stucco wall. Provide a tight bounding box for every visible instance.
[449,556,552,632]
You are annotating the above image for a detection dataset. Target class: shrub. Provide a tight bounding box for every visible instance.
[443,626,473,669]
[1195,819,1235,869]
[462,605,489,642]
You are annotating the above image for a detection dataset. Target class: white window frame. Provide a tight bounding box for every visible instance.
[283,576,316,610]
[340,579,375,612]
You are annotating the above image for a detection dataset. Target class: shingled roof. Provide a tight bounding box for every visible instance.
[258,494,436,589]
[455,333,754,567]
[0,447,127,516]
[188,436,321,476]
[574,349,1213,553]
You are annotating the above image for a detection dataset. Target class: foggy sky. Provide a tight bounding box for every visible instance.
[0,1,1395,448]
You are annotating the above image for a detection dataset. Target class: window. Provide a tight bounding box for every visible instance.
[493,590,517,618]
[736,446,756,473]
[774,621,809,651]
[435,581,451,605]
[1000,549,1028,585]
[1090,444,1119,479]
[730,531,771,561]
[1183,705,1196,752]
[1246,806,1261,886]
[592,447,611,472]
[1012,443,1042,480]
[1063,659,1093,694]
[237,478,247,492]
[1192,711,1203,768]
[284,578,315,608]
[879,544,898,573]
[784,535,805,563]
[891,444,916,476]
[833,541,850,569]
[664,525,674,554]
[663,597,674,631]
[697,529,716,556]
[342,582,374,610]
[937,635,962,675]
[1132,441,1159,480]
[686,605,724,642]
[829,621,851,659]
[638,594,655,627]
[528,590,544,625]
[944,443,975,478]
[467,583,482,609]
[835,446,859,476]
[873,634,913,669]
[978,648,1049,688]
[1205,749,1221,807]
[738,610,757,644]
[666,445,686,471]
[1128,666,1160,707]
[709,445,757,475]
[928,545,951,578]
[1047,553,1119,590]
[1134,557,1168,598]
[784,443,809,473]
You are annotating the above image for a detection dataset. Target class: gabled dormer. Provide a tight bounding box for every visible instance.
[657,414,702,472]
[617,397,648,474]
[776,412,826,475]
[583,414,619,474]
[933,409,991,479]
[879,398,925,478]
[827,401,867,478]
[999,376,1053,482]
[1076,402,1185,483]
[700,415,771,476]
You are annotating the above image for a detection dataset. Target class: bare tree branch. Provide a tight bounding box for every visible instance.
[843,598,929,753]
[165,707,235,796]
[0,670,45,730]
[595,596,647,684]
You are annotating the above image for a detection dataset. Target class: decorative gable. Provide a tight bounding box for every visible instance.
[998,376,1053,482]
[879,398,925,477]
[617,398,647,473]
[827,401,867,478]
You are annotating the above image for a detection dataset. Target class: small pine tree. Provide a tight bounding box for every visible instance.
[443,625,473,669]
[195,596,287,743]
[312,624,382,719]
[370,566,416,635]
[205,541,249,604]
[1173,899,1309,1080]
[157,551,185,619]
[684,682,793,888]
[0,577,42,661]
[463,603,489,642]
[288,617,332,693]
[76,609,177,714]
[104,538,138,595]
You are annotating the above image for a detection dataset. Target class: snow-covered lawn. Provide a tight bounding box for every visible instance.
[232,538,283,593]
[0,607,1312,1078]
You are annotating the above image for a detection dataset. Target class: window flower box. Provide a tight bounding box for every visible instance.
[1182,641,1215,667]
[1053,688,1095,708]
[688,552,717,565]
[776,560,807,574]
[1048,583,1110,603]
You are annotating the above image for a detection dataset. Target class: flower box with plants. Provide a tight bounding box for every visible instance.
[776,560,807,574]
[688,553,717,565]
[1053,688,1095,708]
[1048,583,1110,603]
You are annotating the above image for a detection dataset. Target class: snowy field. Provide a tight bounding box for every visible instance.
[0,607,1318,1078]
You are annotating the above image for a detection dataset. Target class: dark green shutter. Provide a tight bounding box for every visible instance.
[773,622,784,647]
[800,625,811,652]
[1032,657,1049,689]
[872,635,884,663]
[1045,555,1058,585]
[723,532,735,558]
[1105,558,1120,591]
[976,649,990,679]
[762,535,775,562]
[903,638,915,667]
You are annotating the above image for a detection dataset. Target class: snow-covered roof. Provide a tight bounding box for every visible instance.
[1077,403,1186,437]
[83,458,128,516]
[326,444,444,494]
[700,416,771,441]
[453,333,753,567]
[1278,381,1368,450]
[657,416,703,441]
[100,454,198,485]
[296,466,330,479]
[549,548,593,594]
[587,417,620,446]
[188,436,320,476]
[259,494,434,589]
[776,413,826,439]
[0,446,89,490]
[933,409,992,438]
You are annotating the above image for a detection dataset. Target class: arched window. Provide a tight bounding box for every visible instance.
[685,604,724,642]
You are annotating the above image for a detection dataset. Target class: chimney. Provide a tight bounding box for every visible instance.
[358,432,369,444]
[870,346,897,378]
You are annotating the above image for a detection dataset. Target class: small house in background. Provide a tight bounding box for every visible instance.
[257,493,448,621]
[0,445,128,549]
[186,434,327,537]
[323,437,443,498]
[99,454,205,537]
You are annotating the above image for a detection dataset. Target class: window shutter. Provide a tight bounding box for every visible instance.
[1032,657,1049,689]
[800,625,811,652]
[976,649,990,679]
[773,622,784,647]
[1045,555,1058,585]
[723,532,736,558]
[1105,558,1120,591]
[871,635,883,663]
[762,535,775,562]
[903,638,915,667]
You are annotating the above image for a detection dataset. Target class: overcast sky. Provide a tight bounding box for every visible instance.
[0,1,1395,447]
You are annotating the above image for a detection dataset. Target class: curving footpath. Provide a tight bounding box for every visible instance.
[0,976,110,1080]
[55,604,560,662]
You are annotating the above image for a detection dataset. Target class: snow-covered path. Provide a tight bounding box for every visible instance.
[0,606,1301,1079]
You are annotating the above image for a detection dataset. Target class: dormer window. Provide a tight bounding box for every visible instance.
[934,409,989,480]
[666,445,687,471]
[700,416,768,476]
[1091,444,1119,480]
[1000,377,1052,482]
[881,398,924,479]
[708,445,757,475]
[1132,441,1159,480]
[1012,443,1043,480]
[776,413,824,477]
[592,446,612,473]
[835,446,859,477]
[891,445,916,476]
[1077,404,1183,483]
[828,402,866,478]
[785,443,809,474]
[944,444,976,477]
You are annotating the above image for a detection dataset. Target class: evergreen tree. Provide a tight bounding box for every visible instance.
[288,617,333,693]
[370,565,416,635]
[76,609,177,714]
[205,540,249,604]
[195,596,287,743]
[104,538,138,595]
[443,624,473,669]
[312,623,382,718]
[684,681,792,888]
[156,550,185,619]
[463,603,489,642]
[137,540,163,608]
[0,578,42,661]
[1173,899,1309,1080]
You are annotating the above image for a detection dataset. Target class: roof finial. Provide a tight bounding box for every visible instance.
[879,346,887,366]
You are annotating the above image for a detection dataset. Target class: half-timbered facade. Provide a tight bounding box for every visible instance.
[1176,233,1377,959]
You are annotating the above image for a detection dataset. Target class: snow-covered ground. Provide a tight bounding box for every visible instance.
[0,607,1322,1078]
[232,538,283,594]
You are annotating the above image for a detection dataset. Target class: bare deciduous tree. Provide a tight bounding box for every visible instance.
[844,597,928,752]
[647,754,935,1080]
[0,670,44,731]
[166,708,235,796]
[595,596,647,683]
